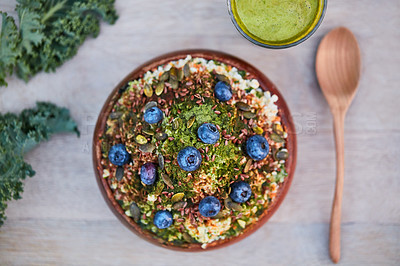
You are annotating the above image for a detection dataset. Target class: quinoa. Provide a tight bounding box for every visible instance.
[99,55,289,248]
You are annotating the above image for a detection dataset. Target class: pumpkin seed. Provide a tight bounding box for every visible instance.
[244,159,253,173]
[160,71,169,81]
[224,198,243,211]
[116,166,124,181]
[135,135,147,144]
[274,148,289,160]
[171,192,185,203]
[243,111,257,119]
[270,133,285,143]
[142,129,154,136]
[130,202,141,222]
[183,63,190,77]
[144,101,157,111]
[155,132,168,141]
[139,143,155,153]
[172,118,180,130]
[172,201,186,210]
[161,173,173,188]
[158,154,165,170]
[216,74,230,84]
[230,202,243,211]
[169,67,178,80]
[177,68,184,81]
[182,232,194,243]
[273,122,284,136]
[187,115,196,129]
[109,112,122,120]
[144,84,153,97]
[253,126,264,135]
[235,102,251,112]
[170,79,179,89]
[155,82,164,96]
[213,211,226,219]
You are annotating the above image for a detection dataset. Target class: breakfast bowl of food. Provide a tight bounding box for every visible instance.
[92,50,297,250]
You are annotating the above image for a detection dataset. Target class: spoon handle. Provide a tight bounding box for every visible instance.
[330,110,345,263]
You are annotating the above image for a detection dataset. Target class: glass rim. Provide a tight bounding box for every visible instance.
[227,0,328,49]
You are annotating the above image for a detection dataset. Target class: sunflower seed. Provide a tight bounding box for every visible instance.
[160,71,169,81]
[171,192,185,203]
[116,166,124,181]
[135,135,147,144]
[243,111,257,119]
[158,153,165,170]
[161,173,173,187]
[244,159,253,173]
[139,143,155,153]
[187,115,195,129]
[235,102,251,111]
[155,82,164,96]
[183,63,190,77]
[172,201,186,210]
[144,84,153,97]
[144,101,157,111]
[155,132,168,141]
[130,202,141,222]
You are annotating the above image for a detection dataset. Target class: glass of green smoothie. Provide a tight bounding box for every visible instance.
[228,0,327,49]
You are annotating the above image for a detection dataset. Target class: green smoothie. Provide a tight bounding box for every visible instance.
[231,0,323,45]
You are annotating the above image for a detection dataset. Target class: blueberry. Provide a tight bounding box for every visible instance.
[153,210,173,229]
[144,106,163,124]
[230,181,252,203]
[177,146,202,172]
[246,135,270,161]
[108,144,130,166]
[199,196,221,217]
[140,162,157,185]
[214,81,232,102]
[197,123,220,144]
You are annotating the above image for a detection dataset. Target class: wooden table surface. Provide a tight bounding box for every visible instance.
[0,1,399,265]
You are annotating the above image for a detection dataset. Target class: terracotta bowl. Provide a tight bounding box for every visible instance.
[92,49,297,251]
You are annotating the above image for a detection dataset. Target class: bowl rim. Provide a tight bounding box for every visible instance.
[92,49,297,251]
[227,0,328,49]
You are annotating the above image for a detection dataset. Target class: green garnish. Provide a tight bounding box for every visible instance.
[0,0,118,86]
[0,102,80,226]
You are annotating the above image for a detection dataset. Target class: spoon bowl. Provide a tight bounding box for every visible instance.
[316,27,361,263]
[316,27,361,111]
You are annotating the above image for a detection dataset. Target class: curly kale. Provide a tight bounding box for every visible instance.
[0,0,118,86]
[0,102,79,226]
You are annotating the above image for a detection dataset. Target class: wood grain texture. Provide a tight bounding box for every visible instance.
[0,0,399,265]
[316,27,362,263]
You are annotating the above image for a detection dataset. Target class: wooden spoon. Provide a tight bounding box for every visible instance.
[315,27,361,263]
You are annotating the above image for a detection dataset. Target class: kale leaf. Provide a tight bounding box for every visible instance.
[0,102,80,226]
[0,0,118,86]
